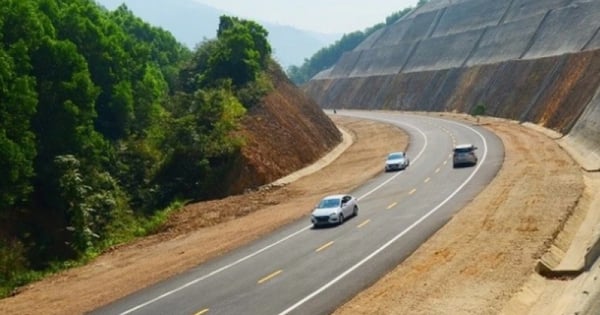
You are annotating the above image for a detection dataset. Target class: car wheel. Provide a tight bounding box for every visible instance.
[338,213,344,225]
[353,205,358,217]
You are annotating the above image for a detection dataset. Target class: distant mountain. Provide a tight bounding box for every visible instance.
[94,0,340,69]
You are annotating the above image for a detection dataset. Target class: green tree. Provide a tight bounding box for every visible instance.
[0,0,45,214]
[472,103,486,123]
[203,16,271,88]
[156,85,246,204]
[0,49,37,212]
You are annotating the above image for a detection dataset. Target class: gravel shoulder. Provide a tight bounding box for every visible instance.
[334,113,585,315]
[0,113,591,315]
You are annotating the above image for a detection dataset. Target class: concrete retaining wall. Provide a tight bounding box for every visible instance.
[328,51,362,78]
[503,0,572,23]
[404,29,483,72]
[465,14,544,66]
[354,28,385,51]
[432,0,508,37]
[349,44,416,77]
[523,1,600,59]
[303,0,600,284]
[373,20,412,47]
[561,85,600,171]
[305,0,600,172]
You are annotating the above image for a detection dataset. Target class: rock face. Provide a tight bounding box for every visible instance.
[304,0,600,170]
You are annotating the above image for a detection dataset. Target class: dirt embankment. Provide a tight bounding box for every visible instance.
[334,114,584,315]
[0,116,408,315]
[225,62,341,195]
[0,113,589,315]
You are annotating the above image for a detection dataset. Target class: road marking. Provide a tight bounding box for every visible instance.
[386,202,397,209]
[409,188,417,195]
[258,270,283,284]
[435,168,441,173]
[357,219,371,228]
[424,177,431,183]
[278,113,490,315]
[119,113,432,314]
[443,160,448,165]
[194,309,209,315]
[316,241,334,252]
[355,121,428,201]
[118,226,311,315]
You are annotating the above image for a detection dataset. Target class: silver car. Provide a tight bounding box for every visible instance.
[453,144,478,167]
[384,151,410,172]
[311,194,358,227]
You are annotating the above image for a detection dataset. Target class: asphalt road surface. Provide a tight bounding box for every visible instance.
[91,111,504,315]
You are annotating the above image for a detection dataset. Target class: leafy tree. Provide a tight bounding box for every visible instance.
[0,49,37,213]
[203,16,271,88]
[156,84,246,204]
[472,103,486,123]
[0,0,271,296]
[0,0,45,214]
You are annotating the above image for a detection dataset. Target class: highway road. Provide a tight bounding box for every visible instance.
[91,110,504,315]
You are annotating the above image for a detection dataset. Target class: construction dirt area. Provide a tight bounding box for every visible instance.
[1,113,599,315]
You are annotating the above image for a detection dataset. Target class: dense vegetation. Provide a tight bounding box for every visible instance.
[0,0,271,296]
[287,0,429,85]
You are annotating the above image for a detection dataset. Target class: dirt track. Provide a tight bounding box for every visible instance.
[0,113,586,315]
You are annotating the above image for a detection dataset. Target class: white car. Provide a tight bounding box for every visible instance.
[311,194,358,227]
[384,151,410,172]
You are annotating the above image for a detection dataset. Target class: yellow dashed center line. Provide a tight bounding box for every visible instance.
[357,219,371,228]
[409,188,417,195]
[316,241,334,252]
[424,177,431,183]
[194,308,209,315]
[258,270,283,284]
[386,202,398,209]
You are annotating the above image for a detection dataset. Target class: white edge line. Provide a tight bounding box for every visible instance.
[277,116,489,315]
[119,114,469,315]
[120,226,310,314]
[121,117,430,314]
[356,121,427,201]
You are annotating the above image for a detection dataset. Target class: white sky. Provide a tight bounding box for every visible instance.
[192,0,419,34]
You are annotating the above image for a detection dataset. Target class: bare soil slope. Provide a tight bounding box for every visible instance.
[226,63,341,195]
[0,113,586,315]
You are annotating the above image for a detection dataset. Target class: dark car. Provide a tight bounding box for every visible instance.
[453,144,478,167]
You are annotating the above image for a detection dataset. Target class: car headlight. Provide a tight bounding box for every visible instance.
[329,213,337,218]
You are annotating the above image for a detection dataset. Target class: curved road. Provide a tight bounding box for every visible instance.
[92,110,504,315]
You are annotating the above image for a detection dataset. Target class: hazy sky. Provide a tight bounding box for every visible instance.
[192,0,419,34]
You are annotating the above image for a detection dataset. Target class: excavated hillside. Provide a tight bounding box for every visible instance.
[302,0,600,313]
[304,0,600,170]
[226,62,341,194]
[3,2,600,314]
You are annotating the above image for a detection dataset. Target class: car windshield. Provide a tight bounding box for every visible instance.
[388,153,404,160]
[454,147,473,153]
[317,198,341,208]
